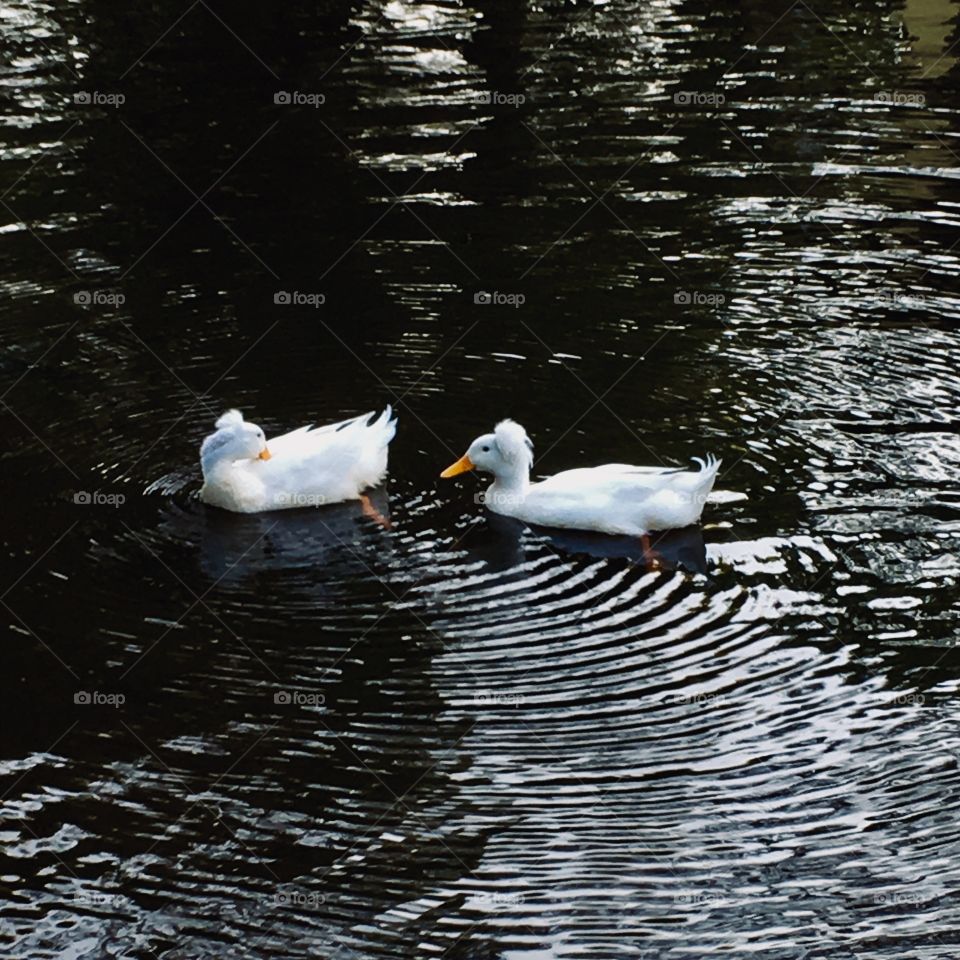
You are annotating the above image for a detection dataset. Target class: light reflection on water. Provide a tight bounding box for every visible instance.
[2,0,960,956]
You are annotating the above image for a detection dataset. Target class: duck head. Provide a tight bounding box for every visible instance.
[441,419,533,488]
[200,410,271,479]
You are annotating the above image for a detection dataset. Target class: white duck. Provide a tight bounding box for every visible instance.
[200,407,397,514]
[440,420,721,536]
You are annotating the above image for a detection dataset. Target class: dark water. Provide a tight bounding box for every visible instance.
[3,0,960,956]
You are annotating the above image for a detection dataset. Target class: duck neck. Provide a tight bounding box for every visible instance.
[488,464,530,501]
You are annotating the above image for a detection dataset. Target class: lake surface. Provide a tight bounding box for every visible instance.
[2,0,960,956]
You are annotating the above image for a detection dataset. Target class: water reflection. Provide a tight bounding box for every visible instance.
[457,509,709,574]
[198,486,393,582]
[3,0,960,956]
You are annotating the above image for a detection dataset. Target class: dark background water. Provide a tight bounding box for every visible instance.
[2,0,960,956]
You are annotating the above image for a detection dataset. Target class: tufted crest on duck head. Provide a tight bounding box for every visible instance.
[494,419,534,469]
[215,409,244,431]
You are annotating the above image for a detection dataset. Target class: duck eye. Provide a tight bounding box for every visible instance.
[481,445,490,453]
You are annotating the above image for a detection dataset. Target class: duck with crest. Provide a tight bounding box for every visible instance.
[440,419,720,537]
[200,407,397,516]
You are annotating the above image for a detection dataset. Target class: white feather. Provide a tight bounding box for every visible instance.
[200,406,398,514]
[215,409,244,430]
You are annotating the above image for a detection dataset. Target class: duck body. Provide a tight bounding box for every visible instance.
[200,407,397,514]
[441,420,720,537]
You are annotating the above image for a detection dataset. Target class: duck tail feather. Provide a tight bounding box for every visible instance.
[693,453,722,474]
[377,404,398,445]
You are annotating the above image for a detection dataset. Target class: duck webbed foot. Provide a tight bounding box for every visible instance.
[640,532,663,571]
[360,493,392,530]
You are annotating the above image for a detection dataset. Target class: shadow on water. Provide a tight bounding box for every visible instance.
[197,486,393,582]
[458,509,709,575]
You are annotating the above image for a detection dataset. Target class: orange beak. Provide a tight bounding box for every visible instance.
[258,447,272,461]
[440,454,475,478]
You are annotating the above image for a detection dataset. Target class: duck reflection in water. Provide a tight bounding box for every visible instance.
[199,486,392,582]
[458,509,708,575]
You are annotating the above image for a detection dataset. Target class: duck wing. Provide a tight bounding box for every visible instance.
[267,410,381,459]
[254,407,397,505]
[534,463,687,498]
[521,457,721,534]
